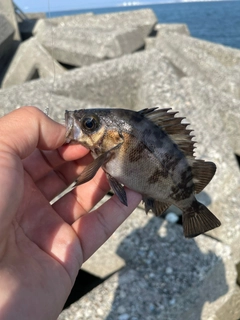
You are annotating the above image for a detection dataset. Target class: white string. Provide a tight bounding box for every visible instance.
[44,0,55,116]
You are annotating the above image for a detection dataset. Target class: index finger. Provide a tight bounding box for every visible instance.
[0,106,66,158]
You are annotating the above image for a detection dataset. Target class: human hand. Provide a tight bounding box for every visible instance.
[0,107,141,319]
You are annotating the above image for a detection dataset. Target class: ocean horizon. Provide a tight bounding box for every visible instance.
[46,1,240,49]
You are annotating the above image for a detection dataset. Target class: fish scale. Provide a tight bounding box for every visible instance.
[51,107,221,238]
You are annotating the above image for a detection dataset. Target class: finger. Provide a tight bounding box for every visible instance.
[0,107,65,243]
[72,188,142,262]
[35,152,94,201]
[51,167,110,224]
[0,106,66,158]
[23,144,89,182]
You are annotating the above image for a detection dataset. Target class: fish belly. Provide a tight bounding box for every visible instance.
[104,147,174,201]
[104,136,193,205]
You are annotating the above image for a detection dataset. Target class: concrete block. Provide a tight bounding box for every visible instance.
[82,251,125,279]
[155,23,190,36]
[58,209,235,320]
[19,19,39,40]
[35,23,145,66]
[0,0,21,40]
[0,89,107,122]
[44,9,157,38]
[155,33,240,99]
[0,14,15,63]
[145,24,190,50]
[207,189,240,264]
[0,49,159,112]
[26,12,46,20]
[138,60,240,251]
[0,47,239,317]
[215,286,240,320]
[47,12,94,26]
[1,49,240,256]
[2,37,65,88]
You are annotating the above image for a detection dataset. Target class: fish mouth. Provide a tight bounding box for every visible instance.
[65,110,82,143]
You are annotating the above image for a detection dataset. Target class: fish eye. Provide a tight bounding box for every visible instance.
[81,114,100,132]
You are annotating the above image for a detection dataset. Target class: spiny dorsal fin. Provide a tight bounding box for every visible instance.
[192,160,216,193]
[139,108,195,158]
[139,108,216,195]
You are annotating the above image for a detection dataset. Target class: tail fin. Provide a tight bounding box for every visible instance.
[182,200,221,238]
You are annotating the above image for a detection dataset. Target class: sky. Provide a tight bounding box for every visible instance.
[14,0,156,12]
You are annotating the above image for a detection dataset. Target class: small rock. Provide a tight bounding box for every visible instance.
[165,212,179,223]
[118,313,130,320]
[166,267,173,274]
[117,305,126,314]
[97,308,104,316]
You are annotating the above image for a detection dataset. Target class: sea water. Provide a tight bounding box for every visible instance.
[48,1,240,49]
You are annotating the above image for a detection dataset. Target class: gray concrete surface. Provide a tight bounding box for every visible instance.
[155,23,190,36]
[44,9,157,38]
[0,6,240,319]
[145,23,190,49]
[33,9,157,67]
[1,37,66,88]
[35,23,145,66]
[1,48,240,256]
[154,32,240,99]
[0,0,21,40]
[0,14,15,64]
[58,208,236,320]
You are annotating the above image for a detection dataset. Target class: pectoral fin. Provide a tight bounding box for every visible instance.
[75,152,112,186]
[50,151,111,205]
[106,173,128,206]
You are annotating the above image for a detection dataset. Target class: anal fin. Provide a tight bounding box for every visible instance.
[142,196,169,216]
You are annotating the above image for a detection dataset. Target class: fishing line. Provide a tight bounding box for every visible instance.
[44,0,55,116]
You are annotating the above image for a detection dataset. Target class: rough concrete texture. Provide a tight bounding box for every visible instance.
[154,32,240,99]
[0,14,15,63]
[44,9,157,38]
[35,22,145,66]
[145,23,190,50]
[0,50,156,113]
[45,12,94,25]
[58,208,236,320]
[0,7,240,318]
[1,37,66,88]
[1,48,240,258]
[215,286,240,320]
[33,9,157,67]
[155,23,190,36]
[0,0,21,40]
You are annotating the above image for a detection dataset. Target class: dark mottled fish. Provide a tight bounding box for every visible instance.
[51,107,221,238]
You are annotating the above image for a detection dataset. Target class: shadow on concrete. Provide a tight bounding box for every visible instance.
[106,217,228,320]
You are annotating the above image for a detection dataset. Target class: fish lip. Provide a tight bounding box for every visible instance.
[65,110,83,143]
[65,110,73,143]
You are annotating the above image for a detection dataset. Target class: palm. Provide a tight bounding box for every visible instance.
[0,107,141,319]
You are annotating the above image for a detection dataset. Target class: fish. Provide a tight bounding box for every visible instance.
[51,107,221,238]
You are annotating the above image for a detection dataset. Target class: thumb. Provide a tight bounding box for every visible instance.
[0,107,66,251]
[0,106,66,159]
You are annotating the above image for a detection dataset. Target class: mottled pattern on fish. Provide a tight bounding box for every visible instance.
[64,107,221,237]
